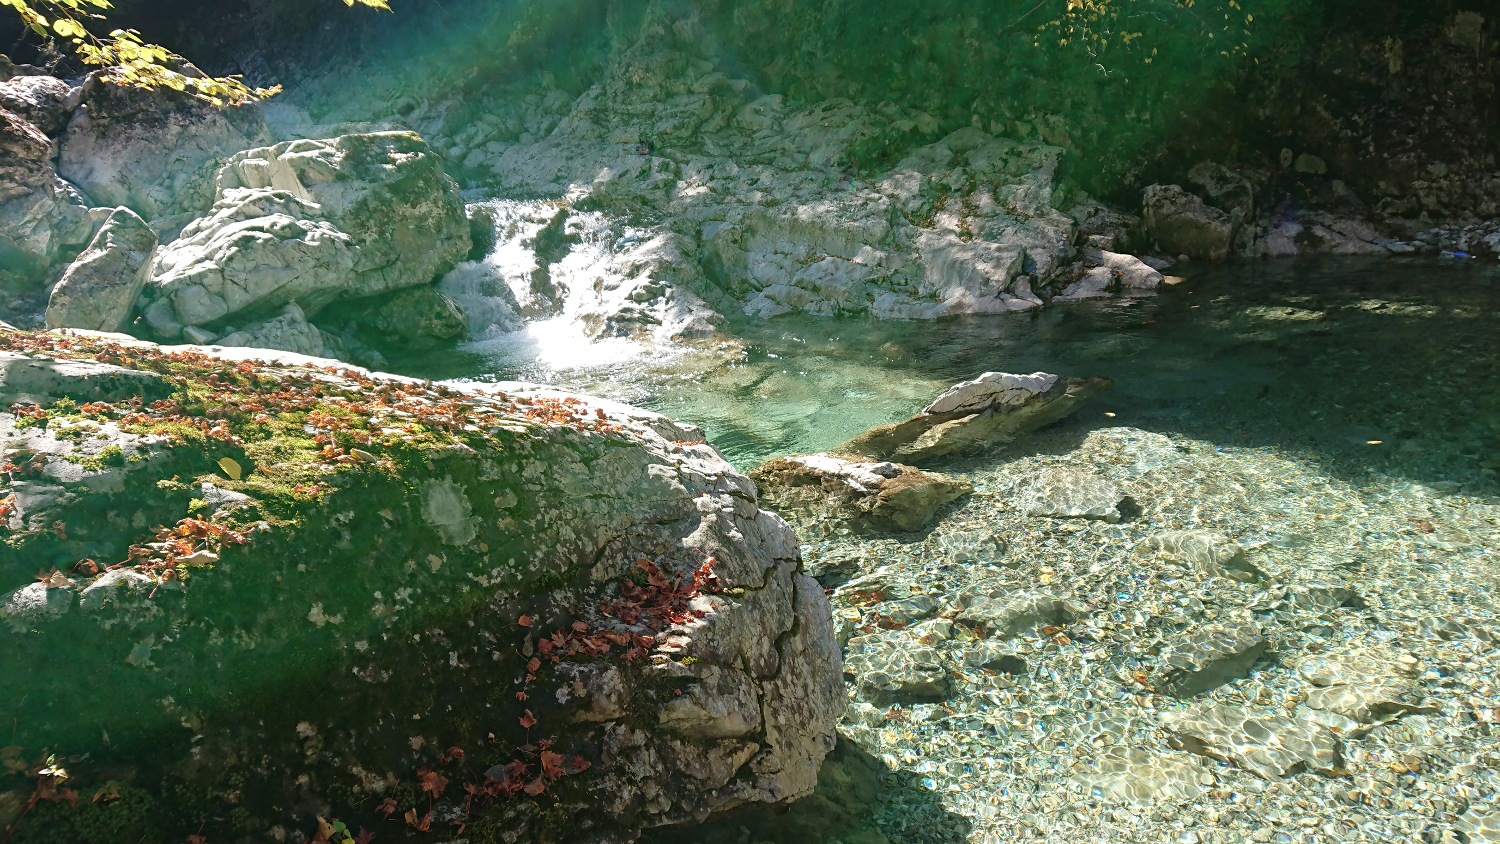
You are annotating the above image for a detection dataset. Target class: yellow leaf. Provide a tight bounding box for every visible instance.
[218,457,242,481]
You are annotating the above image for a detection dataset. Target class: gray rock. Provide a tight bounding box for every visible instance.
[142,132,470,338]
[1016,468,1124,522]
[77,569,153,614]
[58,72,273,220]
[45,206,158,332]
[215,302,342,359]
[1151,620,1267,698]
[1143,184,1234,262]
[750,452,972,533]
[0,349,168,404]
[1,580,73,628]
[334,283,469,349]
[1186,162,1254,230]
[0,337,842,840]
[0,74,74,136]
[0,108,95,285]
[841,372,1113,465]
[1162,702,1344,778]
[1146,530,1264,581]
[843,633,951,704]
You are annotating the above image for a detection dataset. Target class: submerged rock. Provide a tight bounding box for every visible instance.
[1015,468,1125,522]
[841,371,1112,465]
[1145,529,1265,581]
[1150,620,1268,698]
[1162,703,1344,779]
[0,328,841,843]
[843,633,952,704]
[750,452,972,532]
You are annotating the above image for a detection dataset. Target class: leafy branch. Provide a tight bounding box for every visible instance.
[1,0,391,106]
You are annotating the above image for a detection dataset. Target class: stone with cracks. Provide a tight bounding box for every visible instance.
[58,71,273,220]
[750,452,972,533]
[1143,183,1234,262]
[0,328,841,843]
[45,207,158,332]
[0,107,96,285]
[141,132,471,339]
[0,74,75,137]
[840,371,1112,465]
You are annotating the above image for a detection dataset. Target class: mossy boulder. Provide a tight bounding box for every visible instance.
[0,328,840,843]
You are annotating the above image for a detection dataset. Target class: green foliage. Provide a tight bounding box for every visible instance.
[0,0,391,105]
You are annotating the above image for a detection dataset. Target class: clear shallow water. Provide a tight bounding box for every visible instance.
[390,255,1500,843]
[392,255,1500,492]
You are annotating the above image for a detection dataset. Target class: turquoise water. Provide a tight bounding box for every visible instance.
[396,255,1500,492]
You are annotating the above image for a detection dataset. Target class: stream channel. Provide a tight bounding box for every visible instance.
[407,255,1500,844]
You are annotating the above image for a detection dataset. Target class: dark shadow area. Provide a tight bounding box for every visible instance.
[640,737,972,844]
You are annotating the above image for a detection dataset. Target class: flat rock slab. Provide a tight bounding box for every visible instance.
[0,350,168,403]
[840,372,1112,466]
[1162,702,1344,779]
[1016,468,1125,521]
[1151,620,1267,698]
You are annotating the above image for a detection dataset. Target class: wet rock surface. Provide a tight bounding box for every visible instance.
[840,371,1112,466]
[750,452,972,533]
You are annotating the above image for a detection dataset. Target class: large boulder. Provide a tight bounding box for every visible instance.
[0,108,95,285]
[840,371,1113,465]
[44,206,157,332]
[0,74,75,137]
[139,132,471,339]
[57,71,272,220]
[1142,183,1234,262]
[0,328,840,843]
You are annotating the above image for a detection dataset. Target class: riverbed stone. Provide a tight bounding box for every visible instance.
[750,452,972,533]
[841,372,1112,465]
[45,206,157,332]
[1145,530,1264,581]
[843,632,952,704]
[1162,703,1344,779]
[1015,468,1125,521]
[955,591,1085,639]
[1150,620,1267,698]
